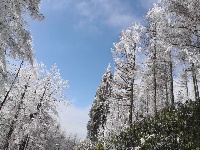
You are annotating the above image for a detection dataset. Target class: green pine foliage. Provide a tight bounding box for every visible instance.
[105,99,200,149]
[95,143,104,150]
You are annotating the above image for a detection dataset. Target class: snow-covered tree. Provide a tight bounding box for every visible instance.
[0,0,44,63]
[102,24,142,140]
[87,64,113,144]
[142,4,162,115]
[84,1,200,149]
[0,0,44,109]
[159,0,200,101]
[0,61,68,150]
[140,3,177,116]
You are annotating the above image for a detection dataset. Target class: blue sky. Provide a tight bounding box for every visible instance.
[28,0,156,138]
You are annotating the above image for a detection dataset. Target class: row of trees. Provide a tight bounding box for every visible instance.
[0,61,72,149]
[0,1,79,149]
[86,0,200,149]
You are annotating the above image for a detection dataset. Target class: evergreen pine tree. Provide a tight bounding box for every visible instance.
[87,64,113,144]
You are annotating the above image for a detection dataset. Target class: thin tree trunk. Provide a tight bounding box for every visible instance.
[184,69,189,98]
[129,82,134,128]
[193,25,200,100]
[146,89,149,114]
[191,63,199,101]
[169,51,174,105]
[0,48,6,98]
[164,61,169,106]
[128,45,136,128]
[19,133,30,150]
[186,79,189,98]
[19,86,47,150]
[195,77,199,100]
[24,135,30,150]
[194,71,199,100]
[153,26,157,116]
[0,61,23,111]
[4,84,28,150]
[195,24,200,100]
[19,134,29,150]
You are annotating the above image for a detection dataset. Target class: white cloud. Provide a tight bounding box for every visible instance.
[105,13,134,28]
[43,0,141,30]
[44,0,71,11]
[140,0,158,10]
[56,102,90,140]
[74,0,137,29]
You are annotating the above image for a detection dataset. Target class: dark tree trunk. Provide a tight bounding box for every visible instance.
[169,52,174,105]
[164,61,169,106]
[18,86,47,150]
[128,45,136,128]
[153,26,157,116]
[4,84,27,150]
[19,134,29,150]
[185,70,189,97]
[146,89,149,114]
[191,63,199,101]
[0,61,23,111]
[129,82,134,128]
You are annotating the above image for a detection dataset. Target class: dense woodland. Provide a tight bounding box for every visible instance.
[84,0,200,149]
[0,0,79,149]
[0,0,200,150]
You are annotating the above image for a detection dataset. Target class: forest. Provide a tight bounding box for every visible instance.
[0,0,200,150]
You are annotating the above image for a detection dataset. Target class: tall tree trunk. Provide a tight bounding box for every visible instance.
[129,82,134,128]
[186,79,189,98]
[146,89,149,114]
[184,70,189,98]
[169,51,174,105]
[4,84,28,150]
[0,48,6,102]
[128,45,136,128]
[153,26,157,116]
[191,63,199,101]
[164,61,169,106]
[195,77,199,100]
[19,86,47,150]
[19,134,29,150]
[0,61,23,111]
[193,25,200,100]
[24,134,30,150]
